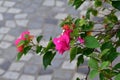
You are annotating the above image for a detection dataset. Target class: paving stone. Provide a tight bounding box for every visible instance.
[8,27,28,37]
[30,56,42,65]
[15,13,28,19]
[29,29,42,36]
[0,41,11,49]
[78,1,93,11]
[115,11,120,20]
[2,71,20,80]
[55,13,68,19]
[9,62,24,71]
[0,27,10,34]
[43,0,55,6]
[79,10,87,17]
[44,18,58,25]
[28,21,42,29]
[0,7,8,13]
[52,7,65,12]
[24,64,39,74]
[5,20,16,28]
[19,75,35,80]
[77,66,88,74]
[0,69,5,75]
[113,56,120,66]
[0,14,3,20]
[0,58,5,64]
[2,47,17,61]
[72,73,86,80]
[54,52,67,59]
[16,20,29,27]
[0,50,2,55]
[0,60,11,70]
[37,75,52,80]
[0,1,3,6]
[62,60,77,70]
[0,34,4,40]
[0,21,5,27]
[39,67,53,75]
[20,53,33,61]
[3,1,16,7]
[91,17,104,23]
[8,8,21,14]
[51,59,63,68]
[53,78,69,80]
[3,13,15,20]
[56,1,65,7]
[3,35,15,41]
[23,7,36,14]
[53,69,73,80]
[43,24,56,32]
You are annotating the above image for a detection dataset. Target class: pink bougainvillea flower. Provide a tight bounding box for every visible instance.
[15,31,33,52]
[78,37,85,44]
[53,30,71,54]
[15,38,24,52]
[20,31,31,40]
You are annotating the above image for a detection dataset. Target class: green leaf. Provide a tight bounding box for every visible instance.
[79,19,86,26]
[112,1,120,10]
[89,69,99,79]
[44,40,55,52]
[107,14,118,23]
[83,48,94,56]
[36,35,43,43]
[70,47,77,62]
[85,36,100,48]
[115,73,120,80]
[100,41,112,51]
[106,48,119,62]
[99,73,105,80]
[100,61,110,70]
[17,52,23,61]
[99,49,110,58]
[71,28,79,38]
[36,45,42,54]
[81,21,94,31]
[23,46,32,55]
[73,0,85,9]
[86,8,91,19]
[88,58,99,69]
[113,63,120,70]
[43,51,56,69]
[94,0,102,7]
[91,9,98,16]
[17,40,25,47]
[76,77,80,80]
[108,52,119,62]
[77,55,84,67]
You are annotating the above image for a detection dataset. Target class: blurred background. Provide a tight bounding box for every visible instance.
[0,0,119,80]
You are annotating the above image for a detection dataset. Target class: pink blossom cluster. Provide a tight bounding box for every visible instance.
[53,25,84,54]
[15,31,33,52]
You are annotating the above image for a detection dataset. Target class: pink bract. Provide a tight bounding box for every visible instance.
[53,30,71,54]
[15,38,24,52]
[21,31,30,40]
[15,31,30,52]
[78,37,85,44]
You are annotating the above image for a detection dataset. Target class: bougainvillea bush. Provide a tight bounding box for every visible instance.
[15,0,120,80]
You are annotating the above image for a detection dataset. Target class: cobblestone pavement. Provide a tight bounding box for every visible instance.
[0,0,120,80]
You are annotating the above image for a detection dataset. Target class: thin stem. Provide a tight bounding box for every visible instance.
[85,66,90,80]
